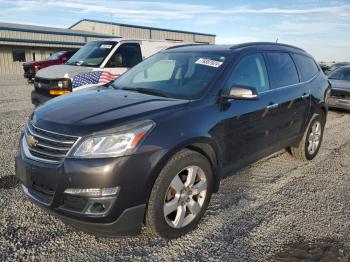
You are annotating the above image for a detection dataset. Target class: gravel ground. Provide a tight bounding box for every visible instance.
[0,80,349,261]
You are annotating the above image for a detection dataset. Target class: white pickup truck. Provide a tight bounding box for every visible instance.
[34,39,188,95]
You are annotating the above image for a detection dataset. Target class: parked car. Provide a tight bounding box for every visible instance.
[319,63,330,73]
[15,42,330,239]
[23,51,76,82]
[326,62,350,74]
[327,65,350,111]
[34,39,190,96]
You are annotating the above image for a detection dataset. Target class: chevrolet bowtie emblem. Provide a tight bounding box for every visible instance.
[26,135,38,147]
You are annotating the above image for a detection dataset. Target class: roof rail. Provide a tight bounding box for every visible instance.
[230,42,305,52]
[166,43,207,50]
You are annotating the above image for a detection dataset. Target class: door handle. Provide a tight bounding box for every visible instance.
[266,103,279,109]
[301,93,310,99]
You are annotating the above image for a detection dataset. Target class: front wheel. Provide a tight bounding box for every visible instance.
[290,113,325,161]
[146,149,213,239]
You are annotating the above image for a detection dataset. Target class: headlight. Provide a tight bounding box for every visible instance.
[50,79,71,90]
[71,120,155,158]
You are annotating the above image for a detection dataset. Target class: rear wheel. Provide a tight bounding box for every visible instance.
[290,113,325,161]
[146,149,213,239]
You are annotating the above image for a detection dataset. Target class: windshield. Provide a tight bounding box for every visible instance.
[328,63,349,73]
[112,51,228,99]
[66,41,116,67]
[47,51,65,60]
[328,67,350,81]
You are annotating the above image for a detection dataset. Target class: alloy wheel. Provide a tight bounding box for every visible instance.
[163,166,207,229]
[308,121,322,155]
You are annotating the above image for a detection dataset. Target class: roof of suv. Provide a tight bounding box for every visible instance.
[166,42,306,53]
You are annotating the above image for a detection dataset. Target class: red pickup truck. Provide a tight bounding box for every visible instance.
[23,50,76,82]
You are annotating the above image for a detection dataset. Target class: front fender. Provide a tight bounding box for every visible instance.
[145,135,223,199]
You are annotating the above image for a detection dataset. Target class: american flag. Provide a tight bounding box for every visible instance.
[72,71,120,89]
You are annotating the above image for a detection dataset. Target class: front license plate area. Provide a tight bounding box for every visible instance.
[15,156,32,187]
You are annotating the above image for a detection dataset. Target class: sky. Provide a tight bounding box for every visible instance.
[0,0,349,62]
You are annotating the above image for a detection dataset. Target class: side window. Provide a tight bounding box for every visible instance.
[329,68,350,81]
[226,53,269,93]
[343,69,350,81]
[107,43,142,68]
[292,54,319,82]
[133,60,176,83]
[265,52,299,89]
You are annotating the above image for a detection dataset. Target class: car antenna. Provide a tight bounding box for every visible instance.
[275,38,279,43]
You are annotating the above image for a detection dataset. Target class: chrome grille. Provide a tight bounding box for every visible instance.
[34,77,50,85]
[23,122,80,164]
[34,77,51,91]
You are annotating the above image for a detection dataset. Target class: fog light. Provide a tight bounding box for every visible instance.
[91,202,106,213]
[64,187,119,197]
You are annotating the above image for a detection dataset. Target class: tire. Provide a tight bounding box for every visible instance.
[145,149,213,239]
[290,113,325,161]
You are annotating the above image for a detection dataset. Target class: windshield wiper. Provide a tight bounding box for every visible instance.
[118,87,170,98]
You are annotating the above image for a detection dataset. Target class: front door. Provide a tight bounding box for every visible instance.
[103,43,143,75]
[216,53,280,171]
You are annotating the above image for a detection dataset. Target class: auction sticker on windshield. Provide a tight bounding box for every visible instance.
[100,44,113,49]
[195,58,223,68]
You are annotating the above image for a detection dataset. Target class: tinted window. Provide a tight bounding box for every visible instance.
[266,52,299,88]
[226,53,269,93]
[66,41,116,67]
[112,51,227,99]
[107,43,142,68]
[292,54,319,81]
[328,67,350,81]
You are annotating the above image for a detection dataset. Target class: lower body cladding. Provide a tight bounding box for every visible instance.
[15,149,165,236]
[328,96,350,111]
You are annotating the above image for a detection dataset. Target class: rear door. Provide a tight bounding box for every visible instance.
[264,52,310,144]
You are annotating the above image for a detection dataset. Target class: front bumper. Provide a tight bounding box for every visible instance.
[24,71,35,80]
[21,183,145,236]
[328,97,350,110]
[15,144,164,236]
[31,90,52,107]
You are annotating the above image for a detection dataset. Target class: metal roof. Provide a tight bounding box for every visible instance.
[69,19,216,37]
[0,22,115,38]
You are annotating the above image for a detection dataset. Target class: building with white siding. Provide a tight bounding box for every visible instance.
[70,19,216,45]
[0,20,215,80]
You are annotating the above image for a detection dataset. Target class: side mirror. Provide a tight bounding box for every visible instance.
[109,54,123,67]
[222,85,258,100]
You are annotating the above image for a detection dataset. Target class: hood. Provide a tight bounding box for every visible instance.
[35,64,93,79]
[23,60,56,67]
[33,87,189,136]
[329,79,350,91]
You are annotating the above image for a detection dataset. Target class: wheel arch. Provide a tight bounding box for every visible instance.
[148,137,222,201]
[185,142,221,192]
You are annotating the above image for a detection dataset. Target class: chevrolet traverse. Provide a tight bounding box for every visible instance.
[16,43,330,239]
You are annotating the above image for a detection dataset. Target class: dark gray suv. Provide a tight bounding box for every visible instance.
[16,42,330,239]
